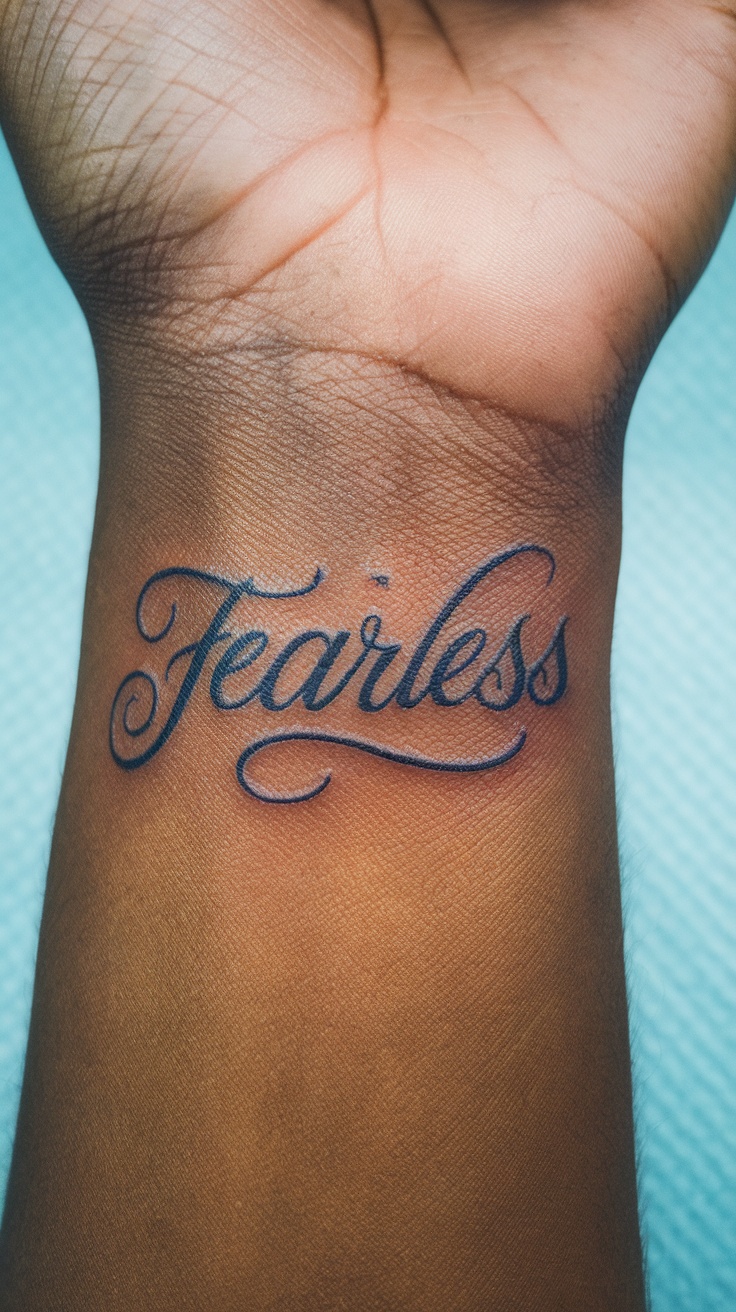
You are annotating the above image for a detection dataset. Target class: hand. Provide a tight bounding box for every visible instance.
[1,0,735,425]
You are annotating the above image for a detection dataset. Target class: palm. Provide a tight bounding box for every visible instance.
[2,0,735,420]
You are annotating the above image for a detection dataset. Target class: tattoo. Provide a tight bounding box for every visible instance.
[109,545,568,803]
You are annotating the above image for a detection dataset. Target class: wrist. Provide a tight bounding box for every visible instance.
[77,332,624,836]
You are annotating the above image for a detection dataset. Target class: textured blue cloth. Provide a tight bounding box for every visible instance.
[0,133,734,1309]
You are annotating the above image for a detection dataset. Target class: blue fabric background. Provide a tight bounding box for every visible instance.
[0,132,734,1308]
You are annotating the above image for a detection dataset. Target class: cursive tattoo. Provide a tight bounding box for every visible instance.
[110,545,568,803]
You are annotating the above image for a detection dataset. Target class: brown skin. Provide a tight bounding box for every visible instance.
[1,1,735,1308]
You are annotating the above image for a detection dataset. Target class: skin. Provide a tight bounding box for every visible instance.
[0,1,735,1308]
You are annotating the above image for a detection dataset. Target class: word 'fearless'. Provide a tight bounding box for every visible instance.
[110,545,568,803]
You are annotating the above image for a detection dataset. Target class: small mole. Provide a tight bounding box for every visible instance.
[370,574,390,588]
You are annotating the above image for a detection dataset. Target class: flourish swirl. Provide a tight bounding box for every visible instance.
[236,728,527,804]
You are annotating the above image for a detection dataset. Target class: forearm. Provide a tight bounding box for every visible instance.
[0,338,644,1309]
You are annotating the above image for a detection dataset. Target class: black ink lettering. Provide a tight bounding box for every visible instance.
[109,548,568,802]
[110,565,323,768]
[474,615,528,712]
[257,631,335,711]
[211,631,269,710]
[355,615,403,712]
[429,629,486,706]
[301,631,361,710]
[527,617,568,706]
[394,544,553,708]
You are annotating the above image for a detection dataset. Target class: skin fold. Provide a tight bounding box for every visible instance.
[0,1,734,1308]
